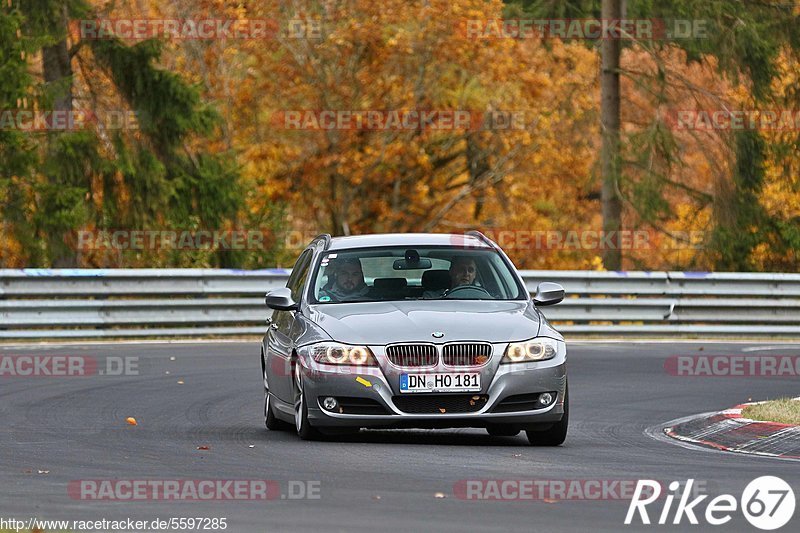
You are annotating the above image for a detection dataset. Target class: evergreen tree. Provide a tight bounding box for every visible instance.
[1,0,242,267]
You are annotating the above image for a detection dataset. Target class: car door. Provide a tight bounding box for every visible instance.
[265,249,313,403]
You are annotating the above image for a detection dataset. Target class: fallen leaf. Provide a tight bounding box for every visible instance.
[197,445,210,450]
[126,417,138,426]
[543,498,559,504]
[372,495,382,500]
[177,380,184,385]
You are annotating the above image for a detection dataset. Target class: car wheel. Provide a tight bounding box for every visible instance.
[525,384,568,446]
[486,425,520,437]
[264,391,287,431]
[263,351,289,431]
[293,360,323,441]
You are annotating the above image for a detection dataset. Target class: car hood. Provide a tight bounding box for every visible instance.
[307,300,540,345]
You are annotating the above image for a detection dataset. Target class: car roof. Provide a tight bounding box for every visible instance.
[325,233,491,251]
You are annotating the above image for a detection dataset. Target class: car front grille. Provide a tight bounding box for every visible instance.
[442,343,492,366]
[386,344,438,367]
[392,394,488,414]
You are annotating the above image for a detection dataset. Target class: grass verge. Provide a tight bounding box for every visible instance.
[742,397,800,425]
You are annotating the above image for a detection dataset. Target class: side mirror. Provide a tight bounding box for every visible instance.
[265,287,299,311]
[533,282,564,306]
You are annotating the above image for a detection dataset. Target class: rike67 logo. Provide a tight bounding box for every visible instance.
[625,477,795,530]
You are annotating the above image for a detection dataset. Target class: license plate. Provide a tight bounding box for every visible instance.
[399,373,481,393]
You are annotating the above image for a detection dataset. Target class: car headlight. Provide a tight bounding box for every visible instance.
[502,337,559,363]
[304,342,377,366]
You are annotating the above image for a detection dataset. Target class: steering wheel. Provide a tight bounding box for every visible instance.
[443,285,492,299]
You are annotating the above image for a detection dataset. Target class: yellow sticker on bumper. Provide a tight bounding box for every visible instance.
[356,376,372,388]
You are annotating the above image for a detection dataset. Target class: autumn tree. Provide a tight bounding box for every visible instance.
[512,0,800,271]
[207,0,598,253]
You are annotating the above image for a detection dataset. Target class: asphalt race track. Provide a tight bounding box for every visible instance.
[1,341,798,532]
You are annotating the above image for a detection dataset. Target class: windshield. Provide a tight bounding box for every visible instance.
[310,246,525,303]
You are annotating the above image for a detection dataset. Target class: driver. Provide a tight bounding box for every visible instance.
[424,256,479,298]
[318,257,370,302]
[449,256,477,287]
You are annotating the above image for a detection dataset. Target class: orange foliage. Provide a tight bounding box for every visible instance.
[68,1,797,271]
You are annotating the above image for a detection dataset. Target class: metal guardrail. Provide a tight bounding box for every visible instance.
[1,269,799,338]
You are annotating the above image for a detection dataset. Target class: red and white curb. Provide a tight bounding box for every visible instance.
[662,398,800,460]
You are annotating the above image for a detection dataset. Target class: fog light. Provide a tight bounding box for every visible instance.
[322,397,338,411]
[538,392,554,406]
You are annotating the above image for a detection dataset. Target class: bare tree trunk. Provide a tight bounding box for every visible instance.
[328,172,341,236]
[42,41,73,112]
[466,134,489,220]
[600,0,623,270]
[42,4,77,267]
[42,1,73,112]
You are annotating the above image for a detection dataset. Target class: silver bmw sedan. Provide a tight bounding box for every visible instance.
[260,232,568,445]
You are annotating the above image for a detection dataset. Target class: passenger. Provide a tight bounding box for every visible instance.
[318,257,370,302]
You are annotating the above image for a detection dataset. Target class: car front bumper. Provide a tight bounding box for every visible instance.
[300,355,567,429]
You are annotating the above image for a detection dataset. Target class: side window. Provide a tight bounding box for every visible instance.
[287,250,313,302]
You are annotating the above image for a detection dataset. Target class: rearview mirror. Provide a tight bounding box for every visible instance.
[265,287,299,311]
[393,258,433,270]
[533,282,564,306]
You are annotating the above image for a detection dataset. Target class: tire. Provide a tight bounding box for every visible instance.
[294,361,324,441]
[526,384,568,446]
[486,425,520,437]
[264,391,287,431]
[263,350,289,431]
